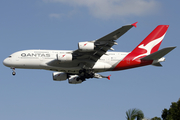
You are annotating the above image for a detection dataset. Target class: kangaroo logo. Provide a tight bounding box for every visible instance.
[133,34,166,60]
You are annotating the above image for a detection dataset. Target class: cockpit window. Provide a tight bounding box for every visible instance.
[8,56,12,58]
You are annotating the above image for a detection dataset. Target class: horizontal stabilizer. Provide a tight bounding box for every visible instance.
[141,46,176,60]
[152,62,162,67]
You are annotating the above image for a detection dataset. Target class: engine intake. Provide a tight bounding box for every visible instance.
[68,75,82,84]
[53,72,68,81]
[78,42,94,52]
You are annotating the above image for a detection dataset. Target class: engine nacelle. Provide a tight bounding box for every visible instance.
[68,75,82,84]
[57,53,72,62]
[53,72,68,81]
[78,42,94,52]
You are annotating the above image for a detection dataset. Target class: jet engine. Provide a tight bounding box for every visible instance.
[53,72,68,81]
[68,75,83,84]
[78,42,94,52]
[57,53,72,62]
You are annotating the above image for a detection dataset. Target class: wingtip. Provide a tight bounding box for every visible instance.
[132,22,138,28]
[107,75,111,80]
[172,46,177,49]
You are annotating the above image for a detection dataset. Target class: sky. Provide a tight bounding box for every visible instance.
[0,0,180,120]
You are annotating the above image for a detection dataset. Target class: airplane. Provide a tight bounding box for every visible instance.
[3,22,176,84]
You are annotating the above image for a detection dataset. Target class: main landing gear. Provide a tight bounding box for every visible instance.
[11,68,16,76]
[78,69,95,81]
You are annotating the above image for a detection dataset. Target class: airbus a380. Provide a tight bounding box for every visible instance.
[3,22,176,84]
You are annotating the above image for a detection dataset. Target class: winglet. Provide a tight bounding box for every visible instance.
[132,22,138,28]
[107,75,111,80]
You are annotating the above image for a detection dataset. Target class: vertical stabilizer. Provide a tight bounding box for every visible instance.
[131,25,169,60]
[113,25,170,71]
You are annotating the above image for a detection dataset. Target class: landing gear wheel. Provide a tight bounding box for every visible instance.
[79,69,94,79]
[90,72,94,78]
[79,69,86,73]
[79,70,83,74]
[81,77,85,81]
[12,72,16,76]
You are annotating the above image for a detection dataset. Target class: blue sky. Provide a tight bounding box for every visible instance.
[0,0,179,120]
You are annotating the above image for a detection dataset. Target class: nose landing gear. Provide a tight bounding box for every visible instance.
[11,68,16,76]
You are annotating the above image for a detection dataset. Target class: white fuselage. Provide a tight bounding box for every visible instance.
[3,50,128,74]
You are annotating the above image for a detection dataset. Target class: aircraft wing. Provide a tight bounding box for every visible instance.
[72,22,137,68]
[96,22,137,42]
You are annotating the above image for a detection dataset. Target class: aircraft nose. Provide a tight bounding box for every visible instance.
[3,58,11,67]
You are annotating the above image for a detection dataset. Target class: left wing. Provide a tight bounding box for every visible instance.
[72,22,137,68]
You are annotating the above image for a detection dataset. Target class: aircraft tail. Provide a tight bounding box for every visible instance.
[113,25,175,71]
[131,25,169,60]
[140,47,176,60]
[141,46,176,66]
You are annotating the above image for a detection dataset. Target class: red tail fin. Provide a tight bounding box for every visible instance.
[131,25,169,60]
[113,25,169,71]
